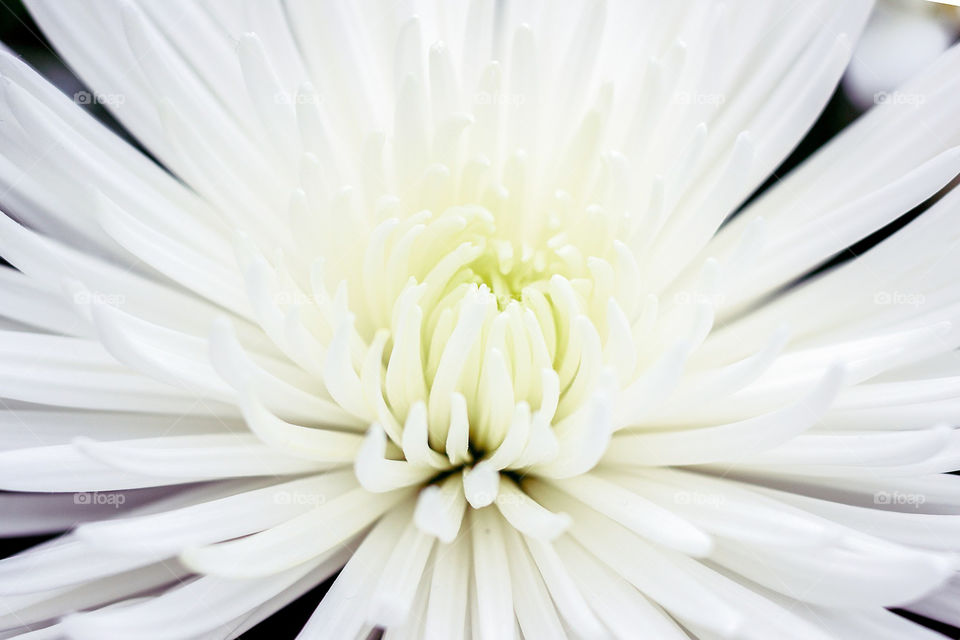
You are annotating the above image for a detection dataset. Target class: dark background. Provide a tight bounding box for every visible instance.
[0,1,958,638]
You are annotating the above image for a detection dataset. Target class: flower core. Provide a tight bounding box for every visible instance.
[346,194,637,511]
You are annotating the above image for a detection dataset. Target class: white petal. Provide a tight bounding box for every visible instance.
[180,488,411,578]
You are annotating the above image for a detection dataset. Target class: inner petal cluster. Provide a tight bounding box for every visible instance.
[345,200,643,524]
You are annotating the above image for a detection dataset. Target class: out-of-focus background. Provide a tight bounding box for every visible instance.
[0,0,958,638]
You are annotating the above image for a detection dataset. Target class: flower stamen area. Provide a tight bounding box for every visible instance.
[343,200,642,538]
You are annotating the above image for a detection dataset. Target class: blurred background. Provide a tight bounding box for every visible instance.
[0,0,958,638]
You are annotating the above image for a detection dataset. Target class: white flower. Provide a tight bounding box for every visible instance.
[0,1,959,638]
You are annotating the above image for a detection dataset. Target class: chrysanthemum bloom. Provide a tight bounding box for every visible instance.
[1,0,960,638]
